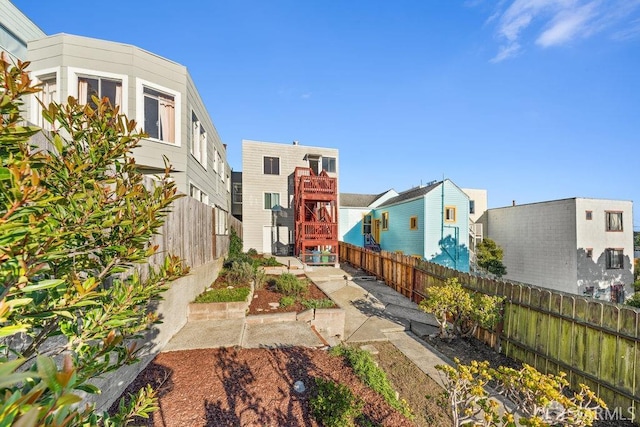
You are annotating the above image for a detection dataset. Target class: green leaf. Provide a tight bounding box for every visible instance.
[0,324,29,338]
[0,167,10,180]
[75,383,100,394]
[36,356,62,393]
[56,393,83,407]
[21,279,66,292]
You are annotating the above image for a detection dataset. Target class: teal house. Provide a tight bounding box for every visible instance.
[339,179,470,272]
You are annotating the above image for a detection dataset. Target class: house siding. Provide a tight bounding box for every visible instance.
[486,198,633,296]
[242,140,339,253]
[0,0,45,60]
[376,198,425,257]
[340,208,369,247]
[424,180,470,272]
[26,33,230,210]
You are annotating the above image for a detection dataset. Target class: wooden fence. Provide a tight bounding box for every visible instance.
[145,184,236,269]
[340,242,640,420]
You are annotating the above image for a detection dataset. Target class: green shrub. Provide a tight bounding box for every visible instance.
[247,248,258,256]
[229,227,243,259]
[310,377,363,427]
[226,261,255,286]
[330,345,413,419]
[301,298,335,309]
[279,295,296,307]
[194,286,251,303]
[274,273,308,296]
[253,269,267,290]
[626,293,640,308]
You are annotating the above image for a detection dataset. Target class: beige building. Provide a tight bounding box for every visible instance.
[242,139,339,255]
[484,197,634,299]
[24,33,231,233]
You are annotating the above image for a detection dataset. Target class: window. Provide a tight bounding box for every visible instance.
[469,200,475,215]
[190,112,207,166]
[322,156,336,173]
[445,206,456,222]
[35,74,57,130]
[605,248,624,269]
[362,214,372,234]
[586,248,593,258]
[382,212,389,230]
[605,211,623,231]
[143,86,175,143]
[232,183,242,204]
[189,184,208,205]
[585,211,592,220]
[215,206,228,235]
[264,192,280,210]
[264,156,280,175]
[78,76,122,108]
[410,216,418,230]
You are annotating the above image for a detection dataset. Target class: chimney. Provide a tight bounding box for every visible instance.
[292,140,299,145]
[512,200,516,206]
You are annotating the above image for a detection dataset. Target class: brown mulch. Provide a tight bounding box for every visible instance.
[247,280,336,315]
[115,346,416,427]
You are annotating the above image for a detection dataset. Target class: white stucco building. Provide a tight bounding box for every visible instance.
[484,197,634,300]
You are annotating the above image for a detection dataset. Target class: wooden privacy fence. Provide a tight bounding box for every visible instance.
[339,242,640,420]
[144,183,234,269]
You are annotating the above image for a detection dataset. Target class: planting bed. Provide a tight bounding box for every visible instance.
[247,276,336,315]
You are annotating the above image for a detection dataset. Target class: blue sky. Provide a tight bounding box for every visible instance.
[13,0,640,226]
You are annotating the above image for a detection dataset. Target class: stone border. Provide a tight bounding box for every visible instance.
[188,285,254,321]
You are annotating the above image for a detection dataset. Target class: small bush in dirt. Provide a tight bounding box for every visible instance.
[258,256,282,267]
[330,345,413,419]
[253,269,267,290]
[247,248,258,256]
[195,287,250,303]
[310,377,363,427]
[301,298,335,309]
[419,277,504,339]
[274,273,308,296]
[226,261,255,286]
[279,295,296,307]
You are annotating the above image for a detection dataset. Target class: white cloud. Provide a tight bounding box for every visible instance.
[485,0,640,61]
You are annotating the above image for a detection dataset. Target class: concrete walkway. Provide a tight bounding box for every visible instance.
[164,259,452,388]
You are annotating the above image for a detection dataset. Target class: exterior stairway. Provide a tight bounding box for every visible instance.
[364,233,381,252]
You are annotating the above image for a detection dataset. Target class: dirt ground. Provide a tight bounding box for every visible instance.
[247,281,335,315]
[114,346,420,426]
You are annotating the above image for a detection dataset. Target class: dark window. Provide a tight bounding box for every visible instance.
[264,156,280,175]
[586,248,593,258]
[605,248,623,269]
[445,206,456,222]
[382,212,389,230]
[362,214,372,234]
[264,193,280,210]
[469,200,475,215]
[322,156,336,173]
[232,183,242,204]
[410,216,418,230]
[585,211,592,220]
[605,211,623,231]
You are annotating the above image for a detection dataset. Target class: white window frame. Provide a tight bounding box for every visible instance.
[135,78,181,147]
[264,192,280,210]
[190,110,207,168]
[215,206,228,235]
[189,183,209,205]
[263,156,280,175]
[321,156,336,173]
[68,67,128,112]
[30,67,61,129]
[213,148,219,173]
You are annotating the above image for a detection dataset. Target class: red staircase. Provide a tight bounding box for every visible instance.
[294,167,338,264]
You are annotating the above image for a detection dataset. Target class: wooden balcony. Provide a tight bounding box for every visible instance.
[297,222,338,240]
